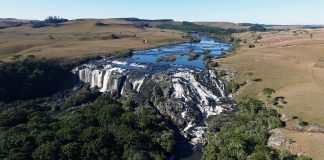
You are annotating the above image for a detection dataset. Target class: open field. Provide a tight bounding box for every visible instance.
[275,129,324,160]
[0,19,186,62]
[217,28,324,159]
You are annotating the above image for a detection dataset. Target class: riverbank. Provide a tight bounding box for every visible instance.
[0,19,188,63]
[215,28,324,159]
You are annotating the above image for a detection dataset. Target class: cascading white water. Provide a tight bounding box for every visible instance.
[171,71,223,117]
[75,66,126,93]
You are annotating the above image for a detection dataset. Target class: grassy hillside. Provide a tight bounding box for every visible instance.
[217,28,324,159]
[0,19,187,63]
[0,18,34,29]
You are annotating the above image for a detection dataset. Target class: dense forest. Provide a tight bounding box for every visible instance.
[0,56,75,102]
[157,21,242,40]
[0,95,177,159]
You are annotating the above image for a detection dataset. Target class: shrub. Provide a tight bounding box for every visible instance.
[296,155,312,160]
[279,150,294,160]
[252,78,262,82]
[111,33,120,39]
[225,81,239,94]
[94,21,107,26]
[249,44,256,48]
[203,54,214,61]
[188,53,200,61]
[156,56,176,62]
[257,34,263,40]
[203,49,211,55]
[299,121,309,126]
[113,50,133,58]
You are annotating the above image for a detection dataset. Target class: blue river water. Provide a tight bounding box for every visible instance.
[121,35,230,69]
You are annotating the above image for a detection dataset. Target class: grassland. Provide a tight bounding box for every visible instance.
[0,19,187,63]
[217,28,324,159]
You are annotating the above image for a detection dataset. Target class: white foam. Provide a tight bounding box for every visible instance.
[172,71,221,117]
[132,77,145,92]
[112,60,128,65]
[130,63,147,68]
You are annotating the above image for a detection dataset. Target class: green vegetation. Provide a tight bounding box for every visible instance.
[225,81,240,94]
[44,16,68,24]
[32,16,68,28]
[188,53,200,61]
[204,97,310,160]
[63,85,100,110]
[250,24,267,32]
[156,56,176,62]
[94,21,107,26]
[203,55,219,69]
[203,49,211,55]
[0,56,75,102]
[0,95,177,159]
[299,121,309,126]
[157,21,242,40]
[249,44,256,48]
[262,88,276,106]
[113,50,133,58]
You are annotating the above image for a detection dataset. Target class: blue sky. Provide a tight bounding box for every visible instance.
[0,0,323,25]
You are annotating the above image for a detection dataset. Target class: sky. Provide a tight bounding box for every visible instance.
[0,0,323,25]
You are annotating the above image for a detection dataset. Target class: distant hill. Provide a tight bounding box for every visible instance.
[116,17,174,23]
[0,18,35,29]
[195,21,324,30]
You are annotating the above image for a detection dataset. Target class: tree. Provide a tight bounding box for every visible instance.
[61,143,81,160]
[262,88,275,106]
[250,24,267,32]
[32,142,60,160]
[11,55,22,61]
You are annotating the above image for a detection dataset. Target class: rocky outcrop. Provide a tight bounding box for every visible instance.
[73,62,234,144]
[268,129,286,147]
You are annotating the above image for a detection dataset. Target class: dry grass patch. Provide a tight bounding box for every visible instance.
[275,129,324,160]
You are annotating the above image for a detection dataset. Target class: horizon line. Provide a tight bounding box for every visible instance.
[1,16,324,26]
